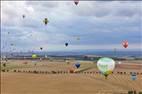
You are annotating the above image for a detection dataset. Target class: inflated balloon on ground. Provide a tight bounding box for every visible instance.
[65,43,68,47]
[74,0,79,5]
[43,18,49,25]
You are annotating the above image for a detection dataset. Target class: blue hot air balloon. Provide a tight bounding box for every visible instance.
[65,43,68,47]
[131,72,137,81]
[75,63,80,68]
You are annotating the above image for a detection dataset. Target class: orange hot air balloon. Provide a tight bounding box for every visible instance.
[122,40,128,48]
[74,0,79,5]
[69,68,74,73]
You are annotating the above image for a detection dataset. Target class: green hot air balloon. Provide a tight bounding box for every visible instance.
[32,54,37,59]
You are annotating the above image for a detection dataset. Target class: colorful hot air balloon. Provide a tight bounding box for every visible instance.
[65,43,68,47]
[10,43,14,46]
[77,37,80,40]
[118,61,122,64]
[43,18,49,25]
[75,63,80,68]
[97,57,115,79]
[122,40,128,48]
[69,68,74,73]
[74,0,79,5]
[23,62,28,64]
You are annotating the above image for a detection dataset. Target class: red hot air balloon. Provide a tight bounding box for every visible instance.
[74,0,79,5]
[122,40,128,48]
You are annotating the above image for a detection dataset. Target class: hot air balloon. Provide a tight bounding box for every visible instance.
[77,37,80,40]
[23,62,28,64]
[97,57,115,79]
[74,0,79,5]
[122,40,128,48]
[40,47,43,50]
[75,63,80,68]
[65,43,68,47]
[10,43,14,46]
[131,72,137,81]
[43,18,49,25]
[32,54,37,59]
[22,14,25,19]
[118,61,122,64]
[69,68,74,73]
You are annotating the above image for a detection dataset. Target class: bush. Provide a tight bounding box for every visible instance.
[13,70,16,72]
[139,91,142,94]
[41,71,44,74]
[33,70,38,74]
[45,71,48,74]
[128,91,133,94]
[134,90,136,94]
[2,69,5,72]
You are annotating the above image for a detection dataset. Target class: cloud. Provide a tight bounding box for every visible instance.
[1,1,142,52]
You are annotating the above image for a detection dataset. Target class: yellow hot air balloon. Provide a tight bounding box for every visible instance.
[32,54,37,59]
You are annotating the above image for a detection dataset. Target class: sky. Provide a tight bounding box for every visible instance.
[1,1,142,52]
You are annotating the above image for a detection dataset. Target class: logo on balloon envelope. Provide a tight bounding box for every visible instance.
[97,57,115,79]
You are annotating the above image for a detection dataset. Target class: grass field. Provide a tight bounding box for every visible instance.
[1,59,142,94]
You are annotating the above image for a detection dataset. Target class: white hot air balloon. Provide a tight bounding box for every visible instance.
[97,57,115,79]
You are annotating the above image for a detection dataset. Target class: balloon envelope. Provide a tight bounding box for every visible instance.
[75,63,80,68]
[122,40,128,48]
[74,0,79,5]
[97,57,115,77]
[65,43,68,47]
[32,54,37,58]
